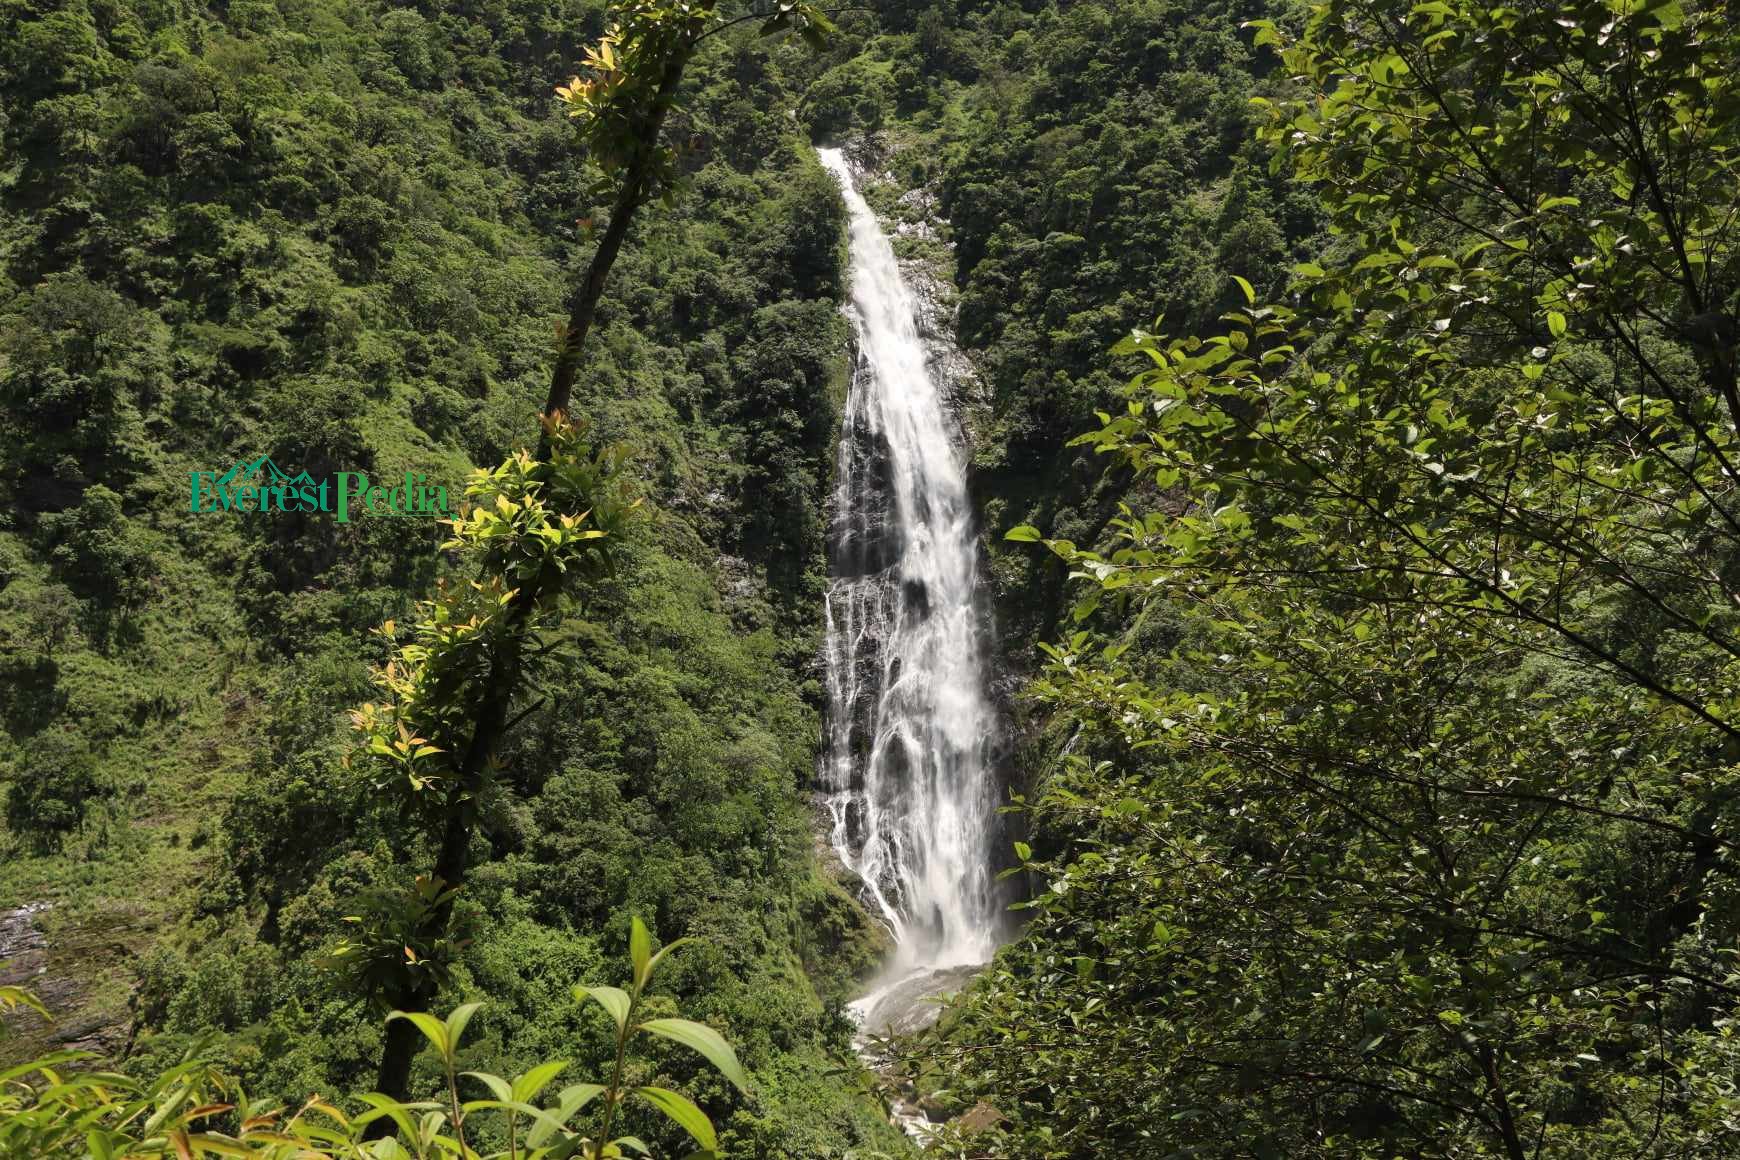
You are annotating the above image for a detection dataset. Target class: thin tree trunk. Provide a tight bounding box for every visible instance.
[537,50,690,455]
[367,631,524,1109]
[1477,1043,1528,1160]
[366,40,694,1116]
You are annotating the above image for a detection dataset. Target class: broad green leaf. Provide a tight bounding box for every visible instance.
[444,1002,483,1054]
[462,1071,513,1103]
[524,1083,607,1148]
[638,1018,750,1092]
[387,1011,451,1059]
[574,985,633,1032]
[634,1086,718,1150]
[511,1059,570,1104]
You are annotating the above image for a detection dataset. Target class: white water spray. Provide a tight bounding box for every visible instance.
[816,147,1002,998]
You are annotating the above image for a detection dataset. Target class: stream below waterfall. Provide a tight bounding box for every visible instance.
[814,147,1004,1063]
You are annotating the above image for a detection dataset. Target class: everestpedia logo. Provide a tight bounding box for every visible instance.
[190,454,452,522]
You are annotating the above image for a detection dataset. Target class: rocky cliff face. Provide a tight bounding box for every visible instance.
[0,901,137,1059]
[834,138,987,432]
[824,135,1030,828]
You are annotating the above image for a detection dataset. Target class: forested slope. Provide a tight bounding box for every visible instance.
[804,0,1320,648]
[0,0,905,1152]
[844,1,1740,1157]
[7,0,1738,1157]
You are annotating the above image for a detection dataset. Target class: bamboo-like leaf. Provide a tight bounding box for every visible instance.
[460,1097,543,1119]
[141,1080,194,1137]
[186,1133,271,1156]
[299,1098,347,1126]
[352,1093,436,1142]
[630,917,653,987]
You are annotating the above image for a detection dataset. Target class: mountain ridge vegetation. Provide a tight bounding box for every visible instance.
[6,0,1740,1156]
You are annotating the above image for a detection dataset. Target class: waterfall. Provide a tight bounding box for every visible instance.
[815,146,1002,986]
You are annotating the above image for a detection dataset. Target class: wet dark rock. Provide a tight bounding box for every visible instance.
[855,962,983,1038]
[899,576,931,619]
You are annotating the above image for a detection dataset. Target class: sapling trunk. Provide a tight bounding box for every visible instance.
[368,36,693,1115]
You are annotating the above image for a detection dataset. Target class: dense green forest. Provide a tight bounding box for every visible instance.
[4,0,1739,1156]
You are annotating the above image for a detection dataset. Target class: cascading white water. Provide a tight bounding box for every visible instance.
[815,147,1002,991]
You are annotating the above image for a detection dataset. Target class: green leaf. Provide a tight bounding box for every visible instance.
[638,1018,750,1093]
[352,1092,427,1142]
[1547,311,1567,339]
[386,1011,451,1058]
[630,917,653,987]
[525,1084,607,1148]
[574,985,633,1032]
[444,1001,483,1054]
[1243,18,1282,47]
[1647,0,1685,29]
[463,1071,513,1103]
[634,1086,718,1150]
[461,1097,543,1119]
[1232,275,1256,305]
[643,937,694,986]
[511,1059,570,1105]
[1006,525,1042,542]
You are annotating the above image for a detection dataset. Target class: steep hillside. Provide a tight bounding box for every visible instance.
[807,0,1319,649]
[832,1,1740,1156]
[0,0,905,1152]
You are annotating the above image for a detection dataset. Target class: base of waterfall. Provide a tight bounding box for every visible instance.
[848,959,989,1141]
[851,960,983,1038]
